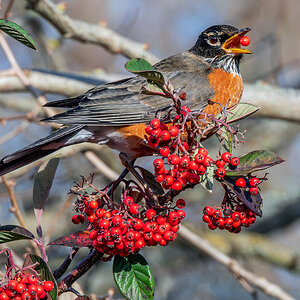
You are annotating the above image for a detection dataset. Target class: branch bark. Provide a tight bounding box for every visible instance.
[24,0,159,64]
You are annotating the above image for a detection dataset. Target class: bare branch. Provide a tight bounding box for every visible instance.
[25,0,159,64]
[178,225,295,300]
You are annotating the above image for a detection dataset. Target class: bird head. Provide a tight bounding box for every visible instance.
[190,25,252,59]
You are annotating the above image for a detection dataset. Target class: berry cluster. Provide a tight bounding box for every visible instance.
[202,205,256,233]
[0,274,54,300]
[72,195,186,257]
[214,151,240,179]
[235,176,260,196]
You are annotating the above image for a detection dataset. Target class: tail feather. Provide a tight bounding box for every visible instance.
[0,125,85,176]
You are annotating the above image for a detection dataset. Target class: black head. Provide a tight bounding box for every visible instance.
[189,25,251,58]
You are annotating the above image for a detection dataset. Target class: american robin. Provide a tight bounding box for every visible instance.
[0,25,251,176]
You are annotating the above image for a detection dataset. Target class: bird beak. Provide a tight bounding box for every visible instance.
[222,28,252,54]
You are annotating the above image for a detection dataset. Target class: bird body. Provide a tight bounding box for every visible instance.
[0,25,251,176]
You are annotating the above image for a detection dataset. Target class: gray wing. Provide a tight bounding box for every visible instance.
[42,52,215,126]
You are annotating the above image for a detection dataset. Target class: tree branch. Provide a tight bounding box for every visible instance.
[24,0,159,64]
[179,225,295,300]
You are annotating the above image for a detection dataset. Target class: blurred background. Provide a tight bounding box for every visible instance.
[0,0,300,299]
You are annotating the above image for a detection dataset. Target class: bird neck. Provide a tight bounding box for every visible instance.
[205,54,242,76]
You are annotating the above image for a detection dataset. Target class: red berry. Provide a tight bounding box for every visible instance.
[153,158,164,169]
[232,212,240,222]
[89,200,98,209]
[133,218,144,230]
[124,196,134,206]
[169,126,179,136]
[43,281,54,292]
[150,118,160,129]
[160,146,170,157]
[172,181,182,191]
[145,125,152,135]
[216,167,226,178]
[250,177,259,187]
[21,291,31,300]
[156,174,164,183]
[112,215,122,226]
[0,293,9,300]
[202,215,211,223]
[89,230,98,240]
[203,206,214,216]
[240,36,250,46]
[36,285,44,296]
[134,239,145,250]
[187,173,200,184]
[168,154,180,165]
[28,285,37,296]
[194,153,205,164]
[161,130,171,141]
[151,128,162,138]
[181,105,191,116]
[208,222,217,230]
[179,157,190,169]
[217,218,226,227]
[153,233,163,242]
[164,175,174,186]
[198,148,208,157]
[197,164,207,175]
[148,136,159,147]
[146,209,156,220]
[179,92,187,100]
[215,159,226,168]
[16,284,26,294]
[28,275,38,285]
[129,203,139,215]
[213,210,221,219]
[156,215,166,225]
[72,215,80,224]
[163,230,174,241]
[230,157,240,166]
[176,198,186,208]
[189,160,199,171]
[249,187,258,196]
[8,280,18,290]
[221,152,232,163]
[177,209,186,220]
[236,178,246,188]
[203,156,213,167]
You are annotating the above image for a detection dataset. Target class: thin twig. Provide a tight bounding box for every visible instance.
[1,176,42,257]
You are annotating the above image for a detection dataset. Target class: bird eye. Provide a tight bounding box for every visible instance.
[208,36,219,45]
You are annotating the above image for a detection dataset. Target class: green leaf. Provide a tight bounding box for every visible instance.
[199,165,214,192]
[141,81,165,95]
[0,19,36,50]
[33,158,59,210]
[0,225,35,243]
[216,126,232,153]
[138,167,164,195]
[226,150,285,177]
[222,176,262,216]
[216,103,260,124]
[125,58,165,86]
[125,58,153,72]
[23,254,58,300]
[113,254,155,300]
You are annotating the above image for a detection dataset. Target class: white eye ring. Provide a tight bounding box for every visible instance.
[208,36,219,45]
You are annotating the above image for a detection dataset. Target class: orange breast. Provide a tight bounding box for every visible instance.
[203,68,243,115]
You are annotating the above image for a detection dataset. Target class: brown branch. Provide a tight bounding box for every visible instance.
[1,176,42,256]
[178,225,295,300]
[25,0,159,64]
